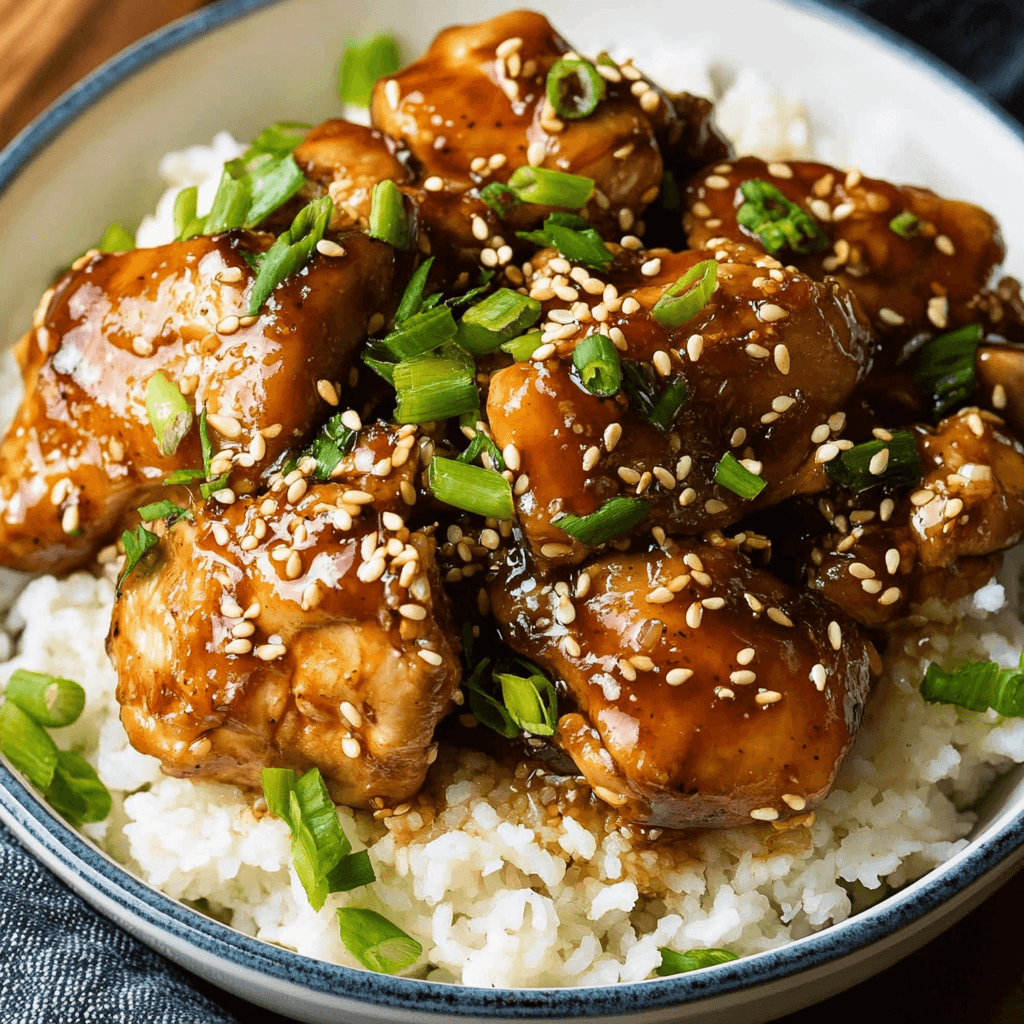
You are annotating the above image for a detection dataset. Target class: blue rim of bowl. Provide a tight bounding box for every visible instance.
[1,0,1024,1017]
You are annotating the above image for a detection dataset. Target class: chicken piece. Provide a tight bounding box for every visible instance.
[801,407,1024,626]
[109,442,460,808]
[486,239,873,564]
[489,538,876,828]
[663,92,732,181]
[976,341,1024,436]
[0,231,394,575]
[683,156,1004,348]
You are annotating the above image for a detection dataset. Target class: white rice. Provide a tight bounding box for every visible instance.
[3,50,1024,988]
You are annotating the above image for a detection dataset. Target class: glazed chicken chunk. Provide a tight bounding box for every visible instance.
[0,231,393,574]
[110,424,460,807]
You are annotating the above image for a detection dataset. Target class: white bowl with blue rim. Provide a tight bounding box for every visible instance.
[2,1,1024,1021]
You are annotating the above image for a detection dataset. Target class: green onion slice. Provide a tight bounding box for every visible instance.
[736,179,830,256]
[368,180,412,250]
[517,213,614,268]
[479,182,520,218]
[173,187,199,241]
[507,165,595,210]
[291,412,359,482]
[455,289,542,355]
[393,353,479,424]
[652,259,717,328]
[116,525,160,595]
[137,499,192,524]
[337,34,401,107]
[383,305,458,360]
[203,170,251,235]
[394,257,436,323]
[4,669,85,728]
[0,700,58,791]
[824,430,921,492]
[714,453,766,499]
[336,907,422,974]
[572,335,620,397]
[656,948,739,976]
[546,57,606,120]
[45,751,112,826]
[445,269,494,310]
[457,432,506,472]
[889,210,920,238]
[145,371,193,457]
[914,323,982,421]
[920,651,1024,717]
[163,468,206,486]
[240,154,307,228]
[621,361,689,432]
[427,457,514,519]
[501,331,542,361]
[554,496,649,546]
[462,657,519,739]
[97,223,135,252]
[496,664,558,736]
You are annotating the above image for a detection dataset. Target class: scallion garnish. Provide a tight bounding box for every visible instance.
[824,430,920,492]
[427,456,514,519]
[137,499,192,524]
[479,182,520,218]
[368,180,412,250]
[382,305,458,359]
[621,361,689,431]
[4,670,85,728]
[394,257,436,323]
[553,496,649,546]
[202,170,252,235]
[652,259,717,329]
[173,187,200,240]
[163,468,206,486]
[736,179,829,256]
[445,269,494,310]
[116,524,160,594]
[457,431,506,472]
[337,34,401,107]
[546,57,606,120]
[914,323,982,421]
[455,289,542,355]
[496,664,558,736]
[262,767,375,911]
[572,334,621,397]
[393,353,479,423]
[145,371,193,457]
[921,652,1024,716]
[517,213,614,268]
[336,908,422,975]
[501,331,542,361]
[889,210,920,238]
[462,657,517,738]
[0,700,58,791]
[507,165,595,210]
[44,750,112,826]
[248,195,333,314]
[714,453,766,499]
[292,412,359,481]
[656,948,739,976]
[97,222,135,252]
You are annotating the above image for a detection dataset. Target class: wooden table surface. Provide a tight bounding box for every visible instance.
[0,2,1021,1022]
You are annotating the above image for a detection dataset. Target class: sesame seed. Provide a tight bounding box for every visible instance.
[399,603,427,621]
[831,202,855,221]
[316,238,347,258]
[541,543,573,558]
[653,466,676,489]
[225,638,252,655]
[782,793,807,811]
[339,736,361,759]
[756,690,782,705]
[255,643,287,661]
[935,234,956,256]
[621,297,641,316]
[639,90,660,114]
[878,586,902,606]
[714,686,735,700]
[685,602,703,628]
[384,79,400,110]
[132,337,154,356]
[211,488,236,504]
[767,162,793,179]
[745,343,770,359]
[731,669,757,686]
[767,607,793,627]
[878,307,905,326]
[59,504,79,534]
[848,561,875,581]
[685,553,704,572]
[825,621,841,652]
[217,315,240,335]
[704,174,730,190]
[815,443,840,464]
[927,295,949,329]
[653,349,672,376]
[666,668,693,686]
[641,258,662,277]
[418,649,444,667]
[702,597,726,610]
[604,423,623,451]
[704,499,728,514]
[646,587,675,604]
[618,466,641,485]
[910,488,935,506]
[678,487,697,506]
[316,379,340,407]
[758,303,787,322]
[750,807,779,821]
[772,395,795,413]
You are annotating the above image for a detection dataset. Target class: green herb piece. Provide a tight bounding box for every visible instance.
[824,430,921,492]
[232,121,310,163]
[652,259,717,328]
[445,269,494,309]
[173,187,199,240]
[248,195,333,314]
[0,701,58,791]
[736,179,829,256]
[241,155,307,228]
[4,669,85,728]
[137,499,192,524]
[382,305,458,360]
[914,323,982,421]
[621,361,689,432]
[338,34,401,107]
[290,412,359,482]
[463,657,519,739]
[920,651,1024,717]
[517,212,614,268]
[262,767,375,912]
[97,222,135,252]
[496,663,558,736]
[427,457,514,519]
[116,525,160,594]
[361,348,398,385]
[501,331,542,361]
[395,257,436,322]
[479,182,520,218]
[546,57,606,119]
[656,947,739,976]
[393,353,478,423]
[45,751,112,826]
[456,431,506,472]
[889,211,920,238]
[507,165,595,209]
[455,289,542,355]
[336,907,422,974]
[368,180,412,250]
[572,333,621,397]
[553,496,649,546]
[202,170,252,235]
[145,371,194,457]
[163,468,206,486]
[714,453,766,500]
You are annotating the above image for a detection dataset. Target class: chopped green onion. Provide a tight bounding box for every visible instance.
[621,361,689,431]
[241,154,307,228]
[518,213,614,268]
[714,453,766,499]
[145,371,193,457]
[507,165,594,210]
[914,323,982,421]
[0,700,58,791]
[652,259,717,329]
[496,665,557,736]
[479,182,520,218]
[889,211,920,238]
[337,34,401,107]
[395,257,435,323]
[248,195,333,314]
[656,948,738,976]
[116,525,160,594]
[137,499,191,524]
[427,456,514,519]
[232,121,310,163]
[445,269,494,309]
[920,651,1024,716]
[361,348,398,385]
[554,496,649,546]
[45,751,112,826]
[173,187,199,240]
[463,658,518,739]
[572,333,621,396]
[546,57,606,119]
[501,331,542,361]
[393,354,478,423]
[368,180,412,250]
[203,170,252,235]
[456,432,506,472]
[736,179,829,256]
[336,908,422,974]
[4,669,85,728]
[296,412,359,482]
[382,305,458,359]
[455,289,542,355]
[97,222,135,252]
[824,430,920,492]
[163,468,206,486]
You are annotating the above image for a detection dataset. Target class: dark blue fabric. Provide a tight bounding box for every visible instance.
[1,2,1023,1022]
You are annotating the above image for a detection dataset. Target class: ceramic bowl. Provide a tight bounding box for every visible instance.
[2,1,1024,1022]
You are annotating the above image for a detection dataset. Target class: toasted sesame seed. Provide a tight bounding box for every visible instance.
[772,395,795,413]
[211,488,236,504]
[878,307,905,326]
[641,257,662,277]
[878,586,902,606]
[666,668,693,686]
[745,343,770,359]
[867,448,890,476]
[734,647,756,667]
[603,423,623,452]
[618,467,641,485]
[758,303,787,323]
[217,315,240,335]
[621,297,641,316]
[646,587,675,604]
[653,466,675,489]
[653,349,672,376]
[831,202,855,221]
[256,643,287,661]
[848,561,874,580]
[767,162,793,179]
[731,669,757,686]
[827,621,842,651]
[782,793,807,811]
[541,543,573,558]
[744,593,764,614]
[675,455,692,482]
[608,326,627,351]
[767,607,793,627]
[315,379,340,407]
[773,344,791,375]
[704,174,730,190]
[756,690,783,705]
[910,488,935,507]
[678,487,696,506]
[703,499,726,515]
[59,503,79,534]
[702,597,726,610]
[399,603,427,621]
[685,602,703,628]
[815,443,840,464]
[225,638,252,655]
[935,234,956,256]
[750,807,779,821]
[860,578,882,594]
[384,78,400,109]
[809,663,828,691]
[415,649,444,668]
